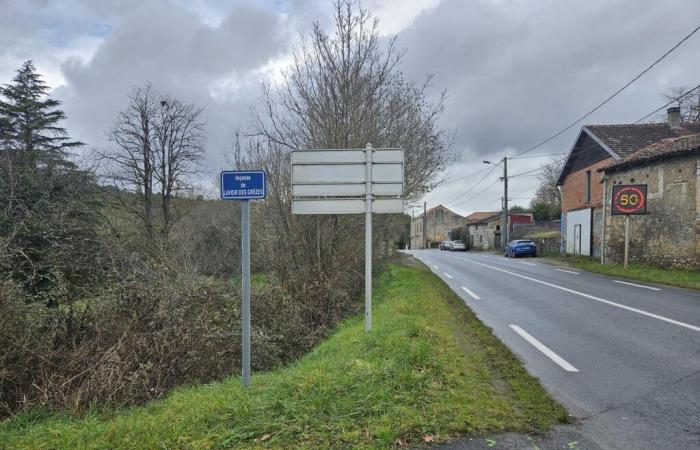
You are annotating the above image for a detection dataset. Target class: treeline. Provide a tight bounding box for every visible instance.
[0,1,450,418]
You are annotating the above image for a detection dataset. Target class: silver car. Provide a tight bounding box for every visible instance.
[451,240,466,251]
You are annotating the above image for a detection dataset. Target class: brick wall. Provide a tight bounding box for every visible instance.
[603,156,699,269]
[561,157,614,213]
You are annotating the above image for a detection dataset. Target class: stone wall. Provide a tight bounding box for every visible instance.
[511,220,561,239]
[603,155,699,269]
[528,235,561,256]
[469,221,499,250]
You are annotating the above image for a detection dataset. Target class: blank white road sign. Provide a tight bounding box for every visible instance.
[291,147,404,214]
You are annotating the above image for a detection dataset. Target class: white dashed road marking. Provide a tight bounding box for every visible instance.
[613,280,661,291]
[555,268,580,275]
[443,272,453,279]
[450,255,700,334]
[461,286,481,300]
[510,324,579,372]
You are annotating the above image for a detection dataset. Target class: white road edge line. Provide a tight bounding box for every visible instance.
[509,325,579,372]
[613,280,661,291]
[433,264,439,269]
[461,286,481,300]
[443,272,453,279]
[448,255,700,333]
[555,268,580,275]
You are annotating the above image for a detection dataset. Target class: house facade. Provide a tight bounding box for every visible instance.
[410,205,464,249]
[600,134,700,269]
[557,107,700,257]
[467,212,534,250]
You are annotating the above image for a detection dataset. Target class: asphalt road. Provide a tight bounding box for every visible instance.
[407,249,700,450]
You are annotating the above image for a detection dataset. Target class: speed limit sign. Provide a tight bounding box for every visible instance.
[611,184,647,215]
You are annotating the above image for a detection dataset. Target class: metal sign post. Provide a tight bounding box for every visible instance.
[221,170,266,387]
[610,184,647,270]
[241,199,251,386]
[364,144,373,332]
[291,144,404,332]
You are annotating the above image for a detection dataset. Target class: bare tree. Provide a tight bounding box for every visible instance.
[229,1,453,331]
[101,85,204,244]
[530,158,564,220]
[661,86,700,124]
[248,0,454,199]
[153,98,205,239]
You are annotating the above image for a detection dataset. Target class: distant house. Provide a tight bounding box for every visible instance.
[467,212,534,250]
[410,204,464,249]
[599,133,700,269]
[557,107,700,257]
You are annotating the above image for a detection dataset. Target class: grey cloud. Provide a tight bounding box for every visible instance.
[396,0,700,213]
[53,0,292,176]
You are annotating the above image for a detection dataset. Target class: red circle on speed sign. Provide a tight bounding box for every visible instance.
[613,186,646,214]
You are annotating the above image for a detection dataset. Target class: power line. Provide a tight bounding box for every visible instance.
[448,177,502,208]
[511,23,700,158]
[509,157,567,178]
[440,164,494,186]
[443,165,499,204]
[633,83,700,123]
[509,153,566,160]
[437,74,700,211]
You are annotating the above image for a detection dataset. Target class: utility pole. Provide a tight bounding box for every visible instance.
[423,201,427,249]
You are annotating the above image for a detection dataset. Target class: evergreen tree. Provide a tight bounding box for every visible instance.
[0,61,102,305]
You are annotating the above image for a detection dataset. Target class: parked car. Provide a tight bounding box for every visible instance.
[440,240,453,251]
[505,239,537,258]
[451,240,466,251]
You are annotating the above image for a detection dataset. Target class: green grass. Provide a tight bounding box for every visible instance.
[551,255,700,291]
[0,262,566,449]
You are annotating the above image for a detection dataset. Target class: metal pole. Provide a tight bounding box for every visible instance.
[423,201,427,249]
[365,143,373,332]
[502,157,508,249]
[241,199,251,387]
[624,215,630,270]
[601,179,607,264]
[411,209,415,249]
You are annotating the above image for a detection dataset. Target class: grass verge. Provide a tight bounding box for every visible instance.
[0,261,566,449]
[549,255,700,291]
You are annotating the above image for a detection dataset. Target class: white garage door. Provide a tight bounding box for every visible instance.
[566,209,591,256]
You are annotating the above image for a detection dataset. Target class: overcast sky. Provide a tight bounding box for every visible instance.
[2,0,699,215]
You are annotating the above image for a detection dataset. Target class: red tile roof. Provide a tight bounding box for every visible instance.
[585,123,700,158]
[601,133,700,173]
[465,211,500,223]
[510,213,534,224]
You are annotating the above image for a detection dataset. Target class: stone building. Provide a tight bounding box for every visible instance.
[410,205,464,249]
[557,107,700,257]
[467,212,534,250]
[599,134,700,269]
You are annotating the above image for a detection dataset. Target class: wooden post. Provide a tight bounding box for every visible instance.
[624,215,630,270]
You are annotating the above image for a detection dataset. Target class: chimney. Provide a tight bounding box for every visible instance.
[667,106,681,129]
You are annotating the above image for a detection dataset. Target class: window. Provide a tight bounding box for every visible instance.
[584,170,592,203]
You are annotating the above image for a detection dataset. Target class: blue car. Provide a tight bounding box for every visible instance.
[505,239,537,258]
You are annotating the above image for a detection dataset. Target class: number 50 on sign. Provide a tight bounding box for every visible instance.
[611,184,647,215]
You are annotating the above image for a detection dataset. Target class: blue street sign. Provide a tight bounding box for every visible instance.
[221,170,266,200]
